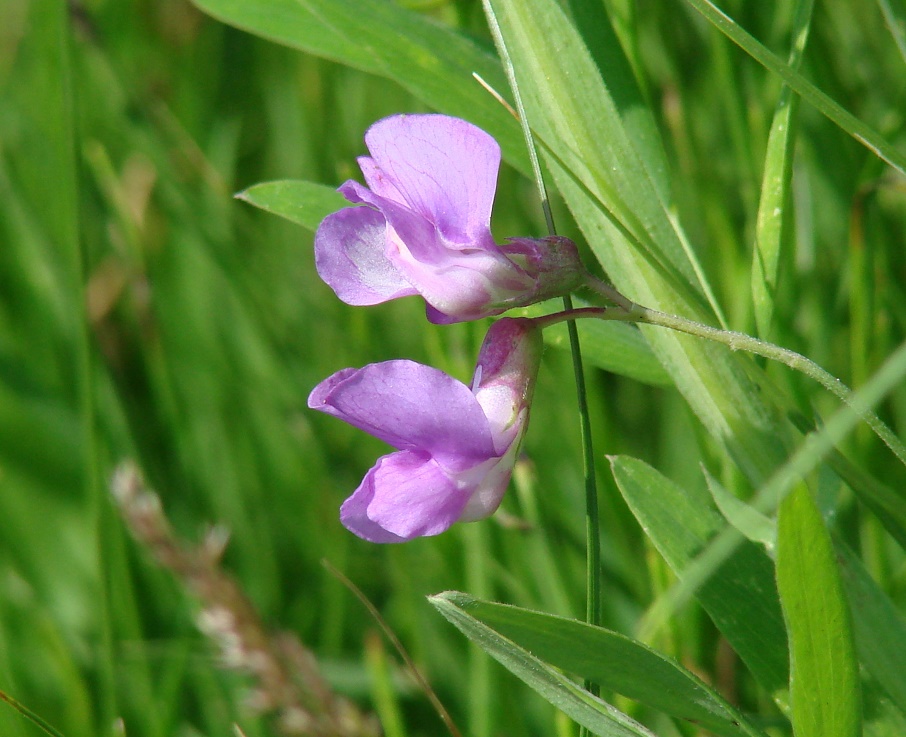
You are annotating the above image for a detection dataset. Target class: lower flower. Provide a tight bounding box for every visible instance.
[307,318,543,542]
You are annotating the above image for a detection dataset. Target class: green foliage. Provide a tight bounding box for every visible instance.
[430,592,763,737]
[431,593,657,737]
[237,180,348,231]
[1,0,905,735]
[777,485,860,737]
[610,455,790,701]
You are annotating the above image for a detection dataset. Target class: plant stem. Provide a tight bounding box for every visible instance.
[481,1,602,708]
[565,300,602,700]
[582,277,906,468]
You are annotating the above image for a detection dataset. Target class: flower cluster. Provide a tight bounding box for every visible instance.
[310,114,585,542]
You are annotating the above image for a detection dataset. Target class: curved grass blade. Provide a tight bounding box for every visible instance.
[434,593,767,737]
[610,455,790,702]
[430,593,657,737]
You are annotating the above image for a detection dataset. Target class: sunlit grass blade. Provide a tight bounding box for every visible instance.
[484,0,709,305]
[751,0,814,338]
[432,593,768,737]
[681,0,906,175]
[776,485,860,737]
[555,0,726,323]
[430,593,658,737]
[364,631,407,737]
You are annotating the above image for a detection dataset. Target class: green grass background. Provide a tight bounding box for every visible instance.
[0,0,904,735]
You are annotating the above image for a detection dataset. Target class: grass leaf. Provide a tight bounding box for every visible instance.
[610,455,790,702]
[484,0,796,487]
[776,486,861,737]
[432,593,766,737]
[750,0,814,337]
[430,592,658,737]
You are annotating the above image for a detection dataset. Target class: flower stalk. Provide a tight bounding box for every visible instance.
[582,276,906,467]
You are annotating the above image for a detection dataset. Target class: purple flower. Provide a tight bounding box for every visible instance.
[308,318,543,542]
[314,114,585,324]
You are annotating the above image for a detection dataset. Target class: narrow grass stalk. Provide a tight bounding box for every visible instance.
[463,524,493,737]
[49,1,118,729]
[0,690,66,737]
[481,0,602,708]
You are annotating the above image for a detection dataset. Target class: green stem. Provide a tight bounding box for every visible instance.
[565,301,602,698]
[481,0,602,707]
[0,689,66,737]
[583,278,906,468]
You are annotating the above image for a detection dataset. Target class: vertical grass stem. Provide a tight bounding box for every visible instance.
[481,0,602,709]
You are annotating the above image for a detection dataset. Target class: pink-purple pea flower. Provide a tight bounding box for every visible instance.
[314,114,585,324]
[308,318,543,542]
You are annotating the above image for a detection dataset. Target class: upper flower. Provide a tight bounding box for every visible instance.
[314,114,585,324]
[307,318,543,542]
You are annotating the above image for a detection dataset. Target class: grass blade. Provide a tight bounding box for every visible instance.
[681,0,906,175]
[751,0,814,337]
[610,455,790,702]
[433,593,767,737]
[430,593,657,737]
[237,180,348,231]
[776,486,861,737]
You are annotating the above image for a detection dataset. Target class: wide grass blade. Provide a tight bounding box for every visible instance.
[484,0,796,488]
[430,593,657,737]
[237,180,347,231]
[431,593,766,737]
[776,485,861,737]
[837,544,906,716]
[540,317,671,387]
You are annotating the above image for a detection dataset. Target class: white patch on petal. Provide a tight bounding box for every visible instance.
[458,431,525,522]
[473,384,520,450]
